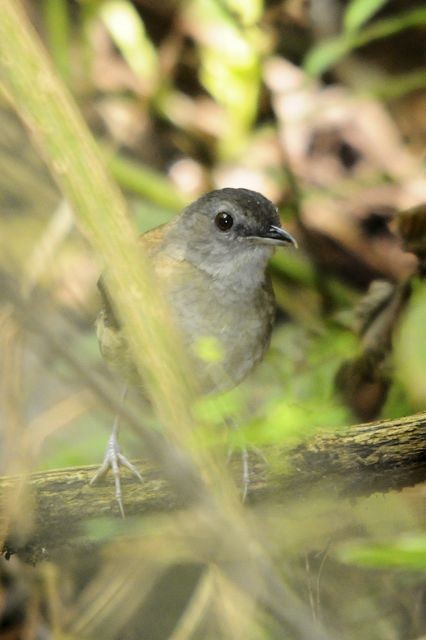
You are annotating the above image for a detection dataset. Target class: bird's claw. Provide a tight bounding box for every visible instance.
[90,432,143,518]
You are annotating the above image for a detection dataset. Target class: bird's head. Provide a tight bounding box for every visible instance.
[169,188,297,282]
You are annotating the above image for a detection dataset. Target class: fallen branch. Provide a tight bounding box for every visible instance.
[1,411,425,561]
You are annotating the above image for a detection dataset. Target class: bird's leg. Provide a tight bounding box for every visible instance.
[240,445,250,503]
[225,418,249,502]
[90,386,143,517]
[226,418,268,502]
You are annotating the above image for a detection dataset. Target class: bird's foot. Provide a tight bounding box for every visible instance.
[227,443,267,502]
[90,432,143,518]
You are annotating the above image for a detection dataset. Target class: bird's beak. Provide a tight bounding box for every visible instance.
[251,225,298,248]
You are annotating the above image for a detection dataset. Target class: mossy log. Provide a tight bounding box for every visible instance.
[1,411,424,561]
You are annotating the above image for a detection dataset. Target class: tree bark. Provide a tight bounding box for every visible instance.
[1,411,425,562]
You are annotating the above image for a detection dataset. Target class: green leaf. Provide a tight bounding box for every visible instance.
[99,0,158,91]
[226,0,263,25]
[184,0,264,156]
[394,281,426,409]
[355,7,426,43]
[106,150,187,211]
[304,36,353,76]
[369,69,426,99]
[305,7,426,76]
[42,0,72,82]
[344,0,389,33]
[337,536,426,571]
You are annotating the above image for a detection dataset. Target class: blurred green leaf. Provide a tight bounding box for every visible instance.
[106,150,187,211]
[99,0,159,92]
[42,0,71,82]
[226,0,263,25]
[337,535,426,570]
[394,280,426,410]
[305,36,355,76]
[369,69,426,99]
[305,7,426,76]
[193,387,245,427]
[133,201,175,234]
[185,0,265,156]
[344,0,389,33]
[239,323,355,446]
[192,321,355,447]
[380,380,412,420]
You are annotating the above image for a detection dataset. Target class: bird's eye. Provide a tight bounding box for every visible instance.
[215,211,234,231]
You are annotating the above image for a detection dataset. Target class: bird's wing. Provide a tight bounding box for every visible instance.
[97,275,120,329]
[137,223,170,256]
[97,221,175,327]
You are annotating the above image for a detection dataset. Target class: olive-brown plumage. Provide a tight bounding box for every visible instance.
[94,188,297,513]
[97,187,296,391]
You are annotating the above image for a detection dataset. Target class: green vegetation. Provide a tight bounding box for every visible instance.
[0,1,424,638]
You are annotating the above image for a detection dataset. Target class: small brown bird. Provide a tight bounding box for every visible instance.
[93,188,297,513]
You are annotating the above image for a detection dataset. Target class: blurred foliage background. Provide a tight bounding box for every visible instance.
[0,0,425,638]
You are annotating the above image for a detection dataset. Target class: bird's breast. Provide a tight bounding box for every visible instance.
[96,254,276,393]
[165,269,276,393]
